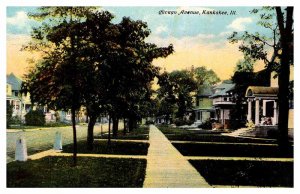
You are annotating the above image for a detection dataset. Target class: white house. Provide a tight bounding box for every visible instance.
[6,73,72,123]
[245,71,294,130]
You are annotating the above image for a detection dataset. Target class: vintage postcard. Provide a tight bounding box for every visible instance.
[4,0,295,190]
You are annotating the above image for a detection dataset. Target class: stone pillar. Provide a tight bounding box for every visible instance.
[247,100,252,121]
[262,100,266,116]
[15,137,27,161]
[273,101,278,125]
[255,99,260,126]
[54,131,62,151]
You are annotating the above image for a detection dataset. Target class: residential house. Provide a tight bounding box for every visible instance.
[245,71,294,129]
[210,81,236,129]
[6,73,71,123]
[193,84,214,125]
[6,73,31,120]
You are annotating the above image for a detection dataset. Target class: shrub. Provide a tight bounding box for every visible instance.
[246,120,255,128]
[25,110,46,126]
[174,118,194,126]
[145,120,154,125]
[8,116,22,127]
[198,119,213,129]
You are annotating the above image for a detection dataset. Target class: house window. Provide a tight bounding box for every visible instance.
[196,97,199,106]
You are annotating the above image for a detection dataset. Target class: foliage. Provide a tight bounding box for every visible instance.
[246,120,255,129]
[228,7,294,148]
[25,110,46,126]
[235,57,254,72]
[198,119,213,129]
[174,118,194,126]
[156,66,219,123]
[6,102,15,128]
[22,6,100,165]
[158,70,197,120]
[192,66,220,86]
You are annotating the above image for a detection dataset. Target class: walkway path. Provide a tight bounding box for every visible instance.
[143,125,210,188]
[28,149,146,160]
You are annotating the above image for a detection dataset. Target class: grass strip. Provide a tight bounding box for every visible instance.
[7,156,146,187]
[189,159,293,187]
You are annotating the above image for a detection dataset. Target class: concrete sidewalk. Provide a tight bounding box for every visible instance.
[143,125,210,188]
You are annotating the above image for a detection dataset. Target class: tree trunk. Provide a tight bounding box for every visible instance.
[108,115,111,145]
[128,116,134,132]
[112,115,119,137]
[71,107,77,166]
[276,7,293,151]
[87,115,97,151]
[123,118,127,135]
[85,114,88,123]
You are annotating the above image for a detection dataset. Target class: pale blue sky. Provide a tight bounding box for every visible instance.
[6,6,277,80]
[7,6,273,38]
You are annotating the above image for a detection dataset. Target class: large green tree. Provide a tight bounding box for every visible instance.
[161,70,197,120]
[22,6,98,165]
[228,7,293,149]
[101,17,173,135]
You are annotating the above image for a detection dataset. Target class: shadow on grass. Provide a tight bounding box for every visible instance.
[173,143,293,158]
[7,156,146,187]
[97,125,150,140]
[63,140,149,155]
[158,126,278,144]
[189,160,293,187]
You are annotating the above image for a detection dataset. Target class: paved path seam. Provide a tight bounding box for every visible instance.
[143,125,211,188]
[185,156,293,162]
[94,139,149,143]
[171,140,277,146]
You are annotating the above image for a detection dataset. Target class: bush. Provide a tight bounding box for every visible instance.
[7,116,22,128]
[198,119,213,129]
[25,110,46,126]
[145,120,154,125]
[174,118,194,126]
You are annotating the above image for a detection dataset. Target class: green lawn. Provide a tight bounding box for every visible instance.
[189,160,293,187]
[158,126,277,144]
[97,125,150,140]
[8,122,72,129]
[173,142,293,158]
[63,140,149,155]
[7,156,146,187]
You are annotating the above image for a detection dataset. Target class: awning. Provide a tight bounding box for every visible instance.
[245,86,278,97]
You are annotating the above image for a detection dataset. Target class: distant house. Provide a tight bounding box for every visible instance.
[6,73,31,119]
[193,85,214,125]
[210,81,236,129]
[6,73,71,123]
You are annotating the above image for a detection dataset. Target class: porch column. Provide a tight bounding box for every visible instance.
[19,100,22,116]
[273,101,278,125]
[262,100,266,116]
[255,99,260,126]
[247,99,252,121]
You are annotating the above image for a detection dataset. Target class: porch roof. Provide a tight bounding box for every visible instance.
[245,86,278,98]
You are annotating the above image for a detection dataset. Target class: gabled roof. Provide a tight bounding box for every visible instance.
[210,82,235,98]
[197,85,213,97]
[245,86,278,97]
[7,73,22,91]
